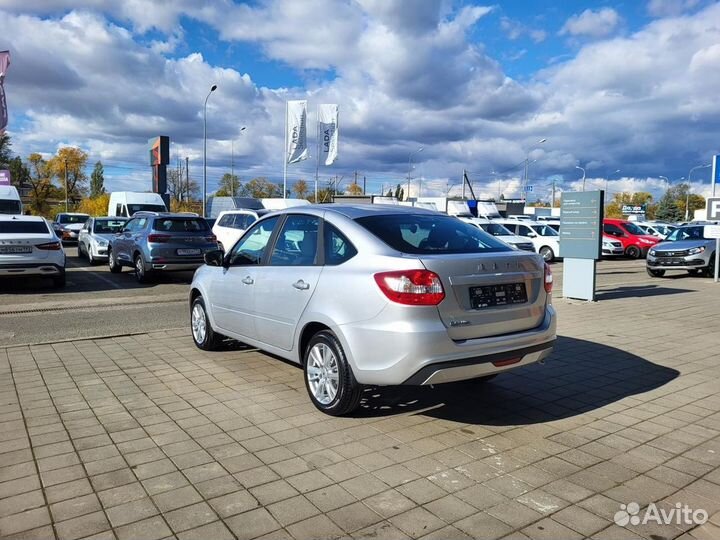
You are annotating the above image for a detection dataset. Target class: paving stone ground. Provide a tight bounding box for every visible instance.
[1,266,720,539]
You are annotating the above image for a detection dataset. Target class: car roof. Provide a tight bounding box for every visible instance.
[57,212,89,216]
[0,214,46,222]
[132,211,199,217]
[291,203,439,219]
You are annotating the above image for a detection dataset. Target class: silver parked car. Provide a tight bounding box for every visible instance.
[647,225,716,277]
[78,217,128,264]
[189,205,557,415]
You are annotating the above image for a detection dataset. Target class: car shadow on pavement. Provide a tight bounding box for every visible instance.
[353,336,679,426]
[594,285,695,300]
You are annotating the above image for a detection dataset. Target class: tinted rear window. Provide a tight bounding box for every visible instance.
[152,217,209,232]
[356,214,512,254]
[128,204,166,215]
[94,220,127,234]
[0,200,21,214]
[58,214,89,224]
[0,221,49,234]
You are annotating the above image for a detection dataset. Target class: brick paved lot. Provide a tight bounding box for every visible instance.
[2,270,720,539]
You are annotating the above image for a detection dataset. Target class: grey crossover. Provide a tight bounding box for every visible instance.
[647,224,716,277]
[108,212,218,282]
[189,204,557,416]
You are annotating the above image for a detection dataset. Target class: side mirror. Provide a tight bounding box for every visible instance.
[204,249,225,267]
[528,232,537,238]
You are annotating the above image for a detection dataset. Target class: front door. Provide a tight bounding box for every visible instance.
[209,216,280,339]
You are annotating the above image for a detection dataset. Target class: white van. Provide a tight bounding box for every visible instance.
[260,198,310,210]
[0,186,23,215]
[108,192,167,217]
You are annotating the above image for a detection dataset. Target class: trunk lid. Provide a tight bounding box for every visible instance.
[419,251,547,340]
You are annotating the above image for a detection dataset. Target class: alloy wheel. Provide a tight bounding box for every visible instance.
[191,304,207,344]
[306,343,339,405]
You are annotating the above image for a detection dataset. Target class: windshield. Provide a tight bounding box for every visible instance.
[58,214,89,224]
[0,200,21,214]
[622,222,646,235]
[356,214,512,254]
[0,221,49,234]
[479,223,514,236]
[531,225,559,236]
[128,204,166,215]
[93,219,127,234]
[666,226,705,242]
[152,217,209,232]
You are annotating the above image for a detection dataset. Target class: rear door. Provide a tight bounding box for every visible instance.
[252,214,323,350]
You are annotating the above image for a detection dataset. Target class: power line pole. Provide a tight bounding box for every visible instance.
[185,157,190,203]
[551,179,556,208]
[64,159,68,212]
[363,176,366,195]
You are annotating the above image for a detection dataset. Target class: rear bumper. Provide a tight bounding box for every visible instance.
[0,263,64,277]
[148,260,203,272]
[339,304,557,385]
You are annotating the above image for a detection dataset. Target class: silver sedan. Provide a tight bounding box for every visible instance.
[78,217,128,264]
[189,204,556,415]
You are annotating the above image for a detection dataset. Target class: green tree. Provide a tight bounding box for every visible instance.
[90,161,105,198]
[394,184,404,200]
[216,173,242,197]
[654,190,683,222]
[244,177,282,198]
[0,132,11,168]
[8,156,29,189]
[386,189,393,197]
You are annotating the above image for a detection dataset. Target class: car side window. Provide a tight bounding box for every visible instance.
[603,224,623,236]
[228,216,280,265]
[324,223,357,266]
[123,219,136,232]
[218,214,232,227]
[269,215,320,266]
[135,218,148,231]
[519,225,532,236]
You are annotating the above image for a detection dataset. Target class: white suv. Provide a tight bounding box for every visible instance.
[0,215,66,287]
[212,209,270,251]
[496,219,561,262]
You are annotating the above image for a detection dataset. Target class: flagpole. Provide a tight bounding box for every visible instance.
[315,107,320,204]
[283,101,287,199]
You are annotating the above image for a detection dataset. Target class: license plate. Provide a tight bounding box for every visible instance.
[470,283,527,309]
[660,258,684,265]
[177,248,201,256]
[0,246,32,254]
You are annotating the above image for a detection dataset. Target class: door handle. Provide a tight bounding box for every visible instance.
[292,280,310,290]
[242,276,254,285]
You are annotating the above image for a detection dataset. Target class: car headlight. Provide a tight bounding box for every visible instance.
[639,238,654,244]
[96,240,108,247]
[688,246,705,255]
[649,249,656,256]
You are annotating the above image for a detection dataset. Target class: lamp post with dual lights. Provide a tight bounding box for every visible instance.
[202,84,217,218]
[406,146,423,200]
[523,138,547,200]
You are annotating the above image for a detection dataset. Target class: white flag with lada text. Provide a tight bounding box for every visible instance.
[318,104,338,166]
[286,100,308,164]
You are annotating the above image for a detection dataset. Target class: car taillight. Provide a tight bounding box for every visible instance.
[36,241,61,251]
[544,263,553,294]
[147,234,171,243]
[374,270,445,306]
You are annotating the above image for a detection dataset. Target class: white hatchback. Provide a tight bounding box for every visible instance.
[0,215,66,287]
[496,219,561,262]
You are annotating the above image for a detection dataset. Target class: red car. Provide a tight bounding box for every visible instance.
[602,219,659,258]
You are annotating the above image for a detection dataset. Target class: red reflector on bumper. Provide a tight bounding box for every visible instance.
[492,357,522,367]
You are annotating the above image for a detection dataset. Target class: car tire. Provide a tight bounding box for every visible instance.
[647,268,665,278]
[87,246,96,265]
[108,248,121,273]
[626,246,641,259]
[705,254,716,277]
[78,241,85,258]
[53,270,66,288]
[134,253,150,283]
[304,330,363,416]
[539,246,555,262]
[190,296,223,351]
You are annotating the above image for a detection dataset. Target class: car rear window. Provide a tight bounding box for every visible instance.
[0,200,22,214]
[0,221,49,234]
[58,214,89,224]
[356,214,512,254]
[94,220,126,234]
[152,217,209,232]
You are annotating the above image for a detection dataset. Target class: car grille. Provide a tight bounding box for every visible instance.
[515,243,535,252]
[654,249,690,257]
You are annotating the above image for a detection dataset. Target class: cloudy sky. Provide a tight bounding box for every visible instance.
[1,0,719,203]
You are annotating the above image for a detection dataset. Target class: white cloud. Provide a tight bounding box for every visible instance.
[560,8,621,38]
[647,0,701,17]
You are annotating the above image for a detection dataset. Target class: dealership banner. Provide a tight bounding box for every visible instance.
[622,204,646,214]
[318,104,338,166]
[286,100,308,164]
[0,51,9,132]
[0,170,10,185]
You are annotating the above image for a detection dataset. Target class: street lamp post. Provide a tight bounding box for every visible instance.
[605,169,620,194]
[406,146,423,200]
[686,163,711,221]
[523,138,547,200]
[576,165,586,191]
[202,84,217,218]
[658,175,669,192]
